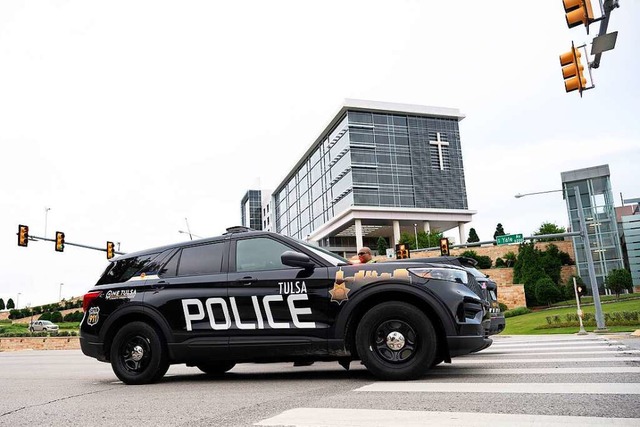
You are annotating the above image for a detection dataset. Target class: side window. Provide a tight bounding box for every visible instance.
[177,242,225,276]
[236,237,296,272]
[159,251,181,278]
[96,253,160,285]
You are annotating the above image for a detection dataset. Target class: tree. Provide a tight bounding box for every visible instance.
[493,223,506,245]
[418,230,443,249]
[6,298,15,310]
[503,251,516,267]
[467,228,480,243]
[534,222,566,242]
[0,298,5,311]
[605,269,633,300]
[376,237,388,256]
[535,277,562,307]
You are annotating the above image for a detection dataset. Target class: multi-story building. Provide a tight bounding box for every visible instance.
[263,99,475,255]
[240,190,262,231]
[617,198,640,288]
[561,164,625,292]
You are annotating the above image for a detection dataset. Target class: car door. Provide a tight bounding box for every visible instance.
[226,235,332,359]
[142,240,230,360]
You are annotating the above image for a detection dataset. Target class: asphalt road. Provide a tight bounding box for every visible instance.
[1,334,640,426]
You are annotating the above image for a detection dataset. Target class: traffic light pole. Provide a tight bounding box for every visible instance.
[28,235,125,256]
[591,0,620,69]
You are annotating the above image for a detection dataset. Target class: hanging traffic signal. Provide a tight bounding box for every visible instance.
[560,42,587,95]
[440,238,450,256]
[106,241,115,259]
[55,232,65,252]
[562,0,595,31]
[18,225,29,247]
[395,243,410,259]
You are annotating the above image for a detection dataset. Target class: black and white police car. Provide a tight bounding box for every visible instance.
[80,227,490,384]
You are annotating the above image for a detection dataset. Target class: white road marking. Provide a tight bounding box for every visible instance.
[429,366,640,375]
[471,349,640,356]
[449,356,640,364]
[490,341,621,348]
[355,382,640,394]
[255,408,640,426]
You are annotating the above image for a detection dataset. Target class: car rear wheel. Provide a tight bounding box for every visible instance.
[196,361,236,376]
[356,301,436,380]
[110,321,169,385]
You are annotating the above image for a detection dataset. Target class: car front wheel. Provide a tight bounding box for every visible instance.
[356,301,436,381]
[110,321,169,385]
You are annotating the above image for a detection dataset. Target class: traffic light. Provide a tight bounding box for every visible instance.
[18,225,29,247]
[106,241,115,259]
[55,231,65,252]
[560,42,587,94]
[395,243,410,259]
[562,0,595,31]
[440,238,450,256]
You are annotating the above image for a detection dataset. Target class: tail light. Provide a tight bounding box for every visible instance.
[83,291,101,312]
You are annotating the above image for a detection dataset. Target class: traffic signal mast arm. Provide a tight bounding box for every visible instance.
[22,233,125,256]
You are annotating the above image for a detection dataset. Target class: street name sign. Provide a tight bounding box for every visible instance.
[496,233,524,245]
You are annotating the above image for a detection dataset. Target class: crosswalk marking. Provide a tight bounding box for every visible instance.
[255,408,640,427]
[448,356,639,364]
[254,334,640,426]
[428,366,640,375]
[355,382,640,394]
[479,348,637,355]
[489,341,621,348]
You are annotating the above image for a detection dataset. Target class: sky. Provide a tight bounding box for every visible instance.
[1,0,638,308]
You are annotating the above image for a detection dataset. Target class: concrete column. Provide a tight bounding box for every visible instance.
[458,222,466,246]
[423,221,431,233]
[393,220,401,245]
[355,219,364,251]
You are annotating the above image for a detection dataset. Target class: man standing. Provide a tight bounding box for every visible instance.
[357,247,376,263]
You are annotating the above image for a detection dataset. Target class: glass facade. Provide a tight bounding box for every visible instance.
[563,173,624,291]
[274,109,468,241]
[240,190,263,230]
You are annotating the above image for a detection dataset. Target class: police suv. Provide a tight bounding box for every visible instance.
[80,227,490,384]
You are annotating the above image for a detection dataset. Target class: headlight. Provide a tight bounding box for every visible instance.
[407,267,468,285]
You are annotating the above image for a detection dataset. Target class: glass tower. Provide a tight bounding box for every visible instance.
[241,190,263,230]
[561,165,624,292]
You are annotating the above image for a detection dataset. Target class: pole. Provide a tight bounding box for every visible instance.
[185,218,193,241]
[413,224,418,250]
[573,277,587,335]
[573,186,607,331]
[17,293,21,310]
[59,283,64,302]
[44,207,51,239]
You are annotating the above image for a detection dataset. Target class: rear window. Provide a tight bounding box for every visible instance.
[96,253,160,285]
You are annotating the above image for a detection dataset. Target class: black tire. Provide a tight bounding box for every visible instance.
[196,361,236,376]
[109,321,169,385]
[356,301,436,381]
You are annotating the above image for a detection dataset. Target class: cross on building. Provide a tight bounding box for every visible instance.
[429,132,449,171]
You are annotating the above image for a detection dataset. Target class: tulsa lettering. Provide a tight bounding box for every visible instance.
[182,294,316,331]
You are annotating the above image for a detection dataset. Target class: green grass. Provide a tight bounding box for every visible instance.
[503,299,640,335]
[550,293,639,308]
[0,321,79,335]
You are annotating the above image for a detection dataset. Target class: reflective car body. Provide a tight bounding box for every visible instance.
[80,228,490,384]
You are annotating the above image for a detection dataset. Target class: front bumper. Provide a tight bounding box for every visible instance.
[448,335,492,357]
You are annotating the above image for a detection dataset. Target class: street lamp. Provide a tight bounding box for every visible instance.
[514,186,606,330]
[44,207,51,238]
[17,293,21,310]
[59,283,64,302]
[413,223,418,249]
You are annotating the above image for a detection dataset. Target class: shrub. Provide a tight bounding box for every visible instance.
[476,255,492,269]
[50,311,63,323]
[504,307,532,318]
[495,258,505,268]
[535,277,563,306]
[503,251,516,267]
[40,312,52,321]
[498,302,508,312]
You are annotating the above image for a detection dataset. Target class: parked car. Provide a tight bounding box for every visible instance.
[29,320,59,333]
[80,227,490,385]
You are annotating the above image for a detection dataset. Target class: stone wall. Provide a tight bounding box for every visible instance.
[497,284,526,309]
[0,337,80,352]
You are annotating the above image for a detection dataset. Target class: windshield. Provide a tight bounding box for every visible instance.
[297,240,350,266]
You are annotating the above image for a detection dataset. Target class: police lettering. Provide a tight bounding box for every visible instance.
[182,294,316,331]
[278,281,307,294]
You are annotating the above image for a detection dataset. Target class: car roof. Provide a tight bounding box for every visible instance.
[110,227,273,261]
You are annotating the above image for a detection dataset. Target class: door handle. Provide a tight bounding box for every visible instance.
[237,276,255,286]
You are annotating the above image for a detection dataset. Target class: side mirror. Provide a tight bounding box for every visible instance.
[281,251,315,270]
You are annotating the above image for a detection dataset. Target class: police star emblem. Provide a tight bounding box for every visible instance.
[329,269,350,305]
